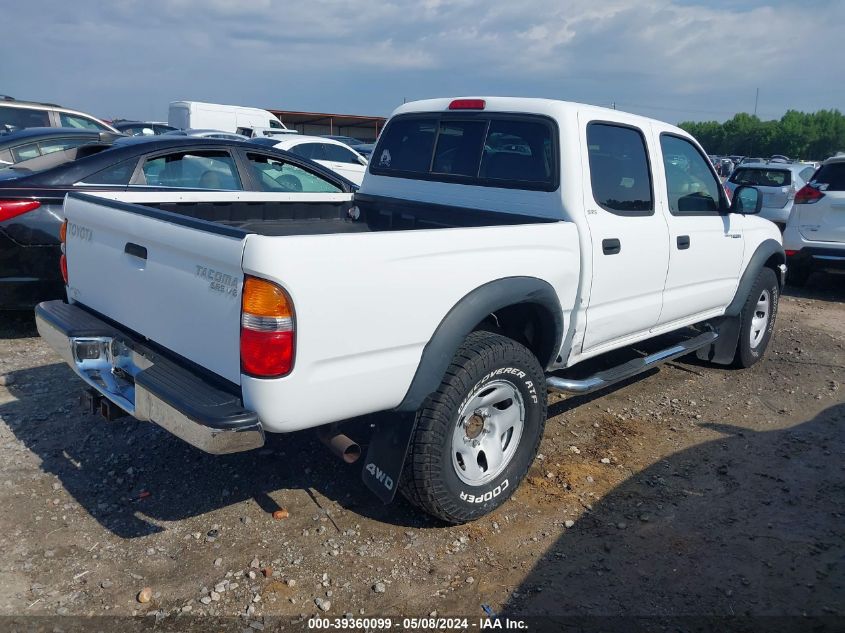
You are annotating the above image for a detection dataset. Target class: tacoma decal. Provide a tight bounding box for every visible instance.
[195,265,239,298]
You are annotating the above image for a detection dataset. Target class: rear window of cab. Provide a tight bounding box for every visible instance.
[729,168,791,187]
[369,113,558,191]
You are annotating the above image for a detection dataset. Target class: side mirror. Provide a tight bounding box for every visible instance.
[731,185,762,214]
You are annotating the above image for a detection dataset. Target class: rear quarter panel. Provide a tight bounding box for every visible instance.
[241,222,580,432]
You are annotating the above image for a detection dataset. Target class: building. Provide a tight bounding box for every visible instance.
[268,109,386,142]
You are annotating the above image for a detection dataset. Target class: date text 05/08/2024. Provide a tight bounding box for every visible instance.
[307,617,528,630]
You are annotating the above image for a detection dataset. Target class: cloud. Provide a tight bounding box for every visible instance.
[0,0,841,123]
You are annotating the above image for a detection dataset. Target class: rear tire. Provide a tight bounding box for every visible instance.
[400,331,546,524]
[735,267,779,368]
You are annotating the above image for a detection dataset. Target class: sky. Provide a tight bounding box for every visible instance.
[1,0,841,125]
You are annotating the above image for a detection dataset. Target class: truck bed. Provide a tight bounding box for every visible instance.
[140,193,557,237]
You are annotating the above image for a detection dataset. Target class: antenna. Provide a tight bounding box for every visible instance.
[753,88,759,116]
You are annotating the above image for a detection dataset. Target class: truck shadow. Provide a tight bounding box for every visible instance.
[0,326,745,538]
[0,361,435,538]
[503,401,845,619]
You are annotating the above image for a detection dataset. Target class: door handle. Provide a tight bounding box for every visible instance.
[677,235,691,250]
[602,238,621,255]
[124,242,147,260]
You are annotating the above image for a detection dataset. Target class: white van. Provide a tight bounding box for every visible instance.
[168,101,288,134]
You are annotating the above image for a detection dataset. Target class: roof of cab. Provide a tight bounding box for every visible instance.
[391,96,691,137]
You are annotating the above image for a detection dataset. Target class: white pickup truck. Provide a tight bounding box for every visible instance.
[35,97,785,523]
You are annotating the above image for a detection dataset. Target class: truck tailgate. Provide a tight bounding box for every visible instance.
[63,193,247,384]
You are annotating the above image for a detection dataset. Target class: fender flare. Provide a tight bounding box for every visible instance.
[699,238,785,365]
[725,238,785,317]
[395,276,563,412]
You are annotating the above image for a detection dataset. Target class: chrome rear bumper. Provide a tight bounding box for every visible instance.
[35,301,264,455]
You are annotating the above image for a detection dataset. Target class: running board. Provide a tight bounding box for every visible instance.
[546,331,718,395]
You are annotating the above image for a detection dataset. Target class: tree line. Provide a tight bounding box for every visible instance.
[679,110,845,161]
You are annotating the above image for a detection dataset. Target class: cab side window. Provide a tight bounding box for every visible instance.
[246,153,342,193]
[141,151,241,190]
[322,143,361,165]
[288,143,325,161]
[586,123,653,216]
[660,135,723,215]
[59,112,112,132]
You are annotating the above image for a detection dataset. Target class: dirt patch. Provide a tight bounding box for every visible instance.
[0,279,843,624]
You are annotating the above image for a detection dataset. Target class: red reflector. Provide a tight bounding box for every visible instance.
[448,99,486,110]
[784,250,799,257]
[794,184,824,205]
[240,328,293,377]
[60,254,68,284]
[0,200,40,223]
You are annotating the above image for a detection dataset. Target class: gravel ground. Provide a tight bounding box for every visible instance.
[0,274,843,628]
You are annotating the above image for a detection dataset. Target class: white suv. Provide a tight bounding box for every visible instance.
[783,155,845,285]
[0,97,117,133]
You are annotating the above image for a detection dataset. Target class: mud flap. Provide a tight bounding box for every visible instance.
[696,316,740,365]
[361,412,417,503]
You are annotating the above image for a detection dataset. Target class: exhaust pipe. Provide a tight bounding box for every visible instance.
[318,429,361,464]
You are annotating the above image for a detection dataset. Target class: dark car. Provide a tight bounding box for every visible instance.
[0,136,355,309]
[112,121,178,136]
[0,127,123,166]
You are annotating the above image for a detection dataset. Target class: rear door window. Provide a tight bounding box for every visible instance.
[812,162,845,191]
[81,159,138,186]
[59,112,111,132]
[140,150,241,189]
[39,137,91,155]
[288,143,326,161]
[246,153,342,193]
[11,142,41,162]
[371,114,556,190]
[0,106,50,131]
[322,143,361,165]
[586,123,653,216]
[729,168,791,187]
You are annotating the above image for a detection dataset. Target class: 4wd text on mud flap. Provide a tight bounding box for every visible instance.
[366,462,394,491]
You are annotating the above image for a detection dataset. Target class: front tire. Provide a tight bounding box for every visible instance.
[735,267,779,368]
[400,331,547,523]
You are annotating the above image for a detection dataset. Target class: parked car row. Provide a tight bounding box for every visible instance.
[1,96,117,133]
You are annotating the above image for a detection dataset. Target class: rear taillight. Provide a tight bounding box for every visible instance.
[59,219,68,285]
[794,184,824,205]
[240,276,295,377]
[0,199,40,223]
[785,250,799,256]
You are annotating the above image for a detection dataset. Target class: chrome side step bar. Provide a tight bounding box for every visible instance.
[546,331,718,395]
